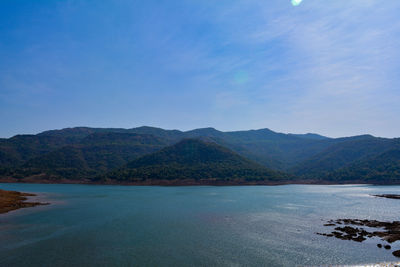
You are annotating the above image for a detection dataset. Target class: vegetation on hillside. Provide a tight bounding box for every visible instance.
[292,136,397,177]
[325,148,400,184]
[0,126,399,184]
[2,133,166,180]
[102,139,288,183]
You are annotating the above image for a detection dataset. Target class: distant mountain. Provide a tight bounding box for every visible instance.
[4,133,166,181]
[325,147,400,184]
[102,139,288,184]
[31,126,340,171]
[183,128,335,170]
[38,127,107,141]
[126,126,184,143]
[291,136,396,177]
[6,126,340,171]
[38,126,183,143]
[0,134,76,167]
[80,132,166,146]
[1,126,399,185]
[288,133,329,140]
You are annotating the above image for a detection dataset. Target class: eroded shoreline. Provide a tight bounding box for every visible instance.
[0,189,49,214]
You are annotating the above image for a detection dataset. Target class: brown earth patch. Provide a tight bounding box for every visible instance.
[0,189,49,214]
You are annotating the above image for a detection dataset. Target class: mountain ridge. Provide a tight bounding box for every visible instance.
[1,126,399,185]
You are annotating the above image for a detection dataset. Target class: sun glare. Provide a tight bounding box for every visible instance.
[291,0,303,6]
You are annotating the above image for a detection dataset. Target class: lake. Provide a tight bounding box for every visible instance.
[1,183,400,266]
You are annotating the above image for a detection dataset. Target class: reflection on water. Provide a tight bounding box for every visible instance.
[0,183,400,266]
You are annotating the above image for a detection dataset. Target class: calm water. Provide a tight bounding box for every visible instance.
[1,184,400,266]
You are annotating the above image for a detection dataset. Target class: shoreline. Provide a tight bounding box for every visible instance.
[0,189,49,214]
[0,177,389,186]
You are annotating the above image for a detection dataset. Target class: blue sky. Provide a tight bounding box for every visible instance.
[1,0,399,138]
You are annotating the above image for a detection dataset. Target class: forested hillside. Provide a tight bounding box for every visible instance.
[1,126,399,184]
[102,139,288,184]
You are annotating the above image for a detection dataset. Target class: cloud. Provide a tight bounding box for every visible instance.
[186,0,400,137]
[1,0,399,137]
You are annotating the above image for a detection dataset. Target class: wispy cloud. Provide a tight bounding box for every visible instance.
[171,0,400,137]
[0,0,399,137]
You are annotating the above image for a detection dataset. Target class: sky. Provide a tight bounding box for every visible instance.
[1,0,399,138]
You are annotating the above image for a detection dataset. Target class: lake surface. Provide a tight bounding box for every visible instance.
[1,184,400,266]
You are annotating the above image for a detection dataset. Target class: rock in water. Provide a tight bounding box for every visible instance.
[373,194,400,200]
[393,250,400,257]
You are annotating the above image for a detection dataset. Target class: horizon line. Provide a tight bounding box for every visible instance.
[2,125,399,140]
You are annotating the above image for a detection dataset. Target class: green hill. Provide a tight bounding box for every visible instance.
[291,136,396,177]
[39,126,337,170]
[325,148,400,184]
[5,133,166,181]
[1,126,400,185]
[102,139,288,184]
[1,126,338,172]
[184,128,336,170]
[0,134,77,167]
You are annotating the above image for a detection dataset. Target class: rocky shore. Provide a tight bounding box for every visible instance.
[0,189,49,214]
[317,219,400,258]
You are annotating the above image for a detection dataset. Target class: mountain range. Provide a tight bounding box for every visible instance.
[0,126,399,185]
